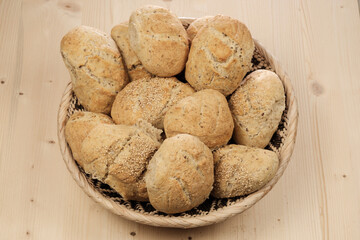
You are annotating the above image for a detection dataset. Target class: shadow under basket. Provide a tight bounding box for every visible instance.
[57,18,299,229]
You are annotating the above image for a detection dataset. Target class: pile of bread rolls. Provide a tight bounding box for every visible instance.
[61,5,285,214]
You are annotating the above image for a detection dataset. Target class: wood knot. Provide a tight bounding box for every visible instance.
[19,92,24,95]
[310,81,324,96]
[1,80,4,84]
[342,174,347,178]
[188,237,193,240]
[130,232,136,236]
[58,1,81,12]
[48,140,56,144]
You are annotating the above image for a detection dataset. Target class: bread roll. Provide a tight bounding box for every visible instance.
[80,120,162,201]
[61,26,128,114]
[212,144,279,198]
[145,134,213,214]
[128,5,189,77]
[185,15,254,96]
[111,22,152,81]
[187,16,214,41]
[111,77,195,129]
[164,89,234,148]
[229,70,285,148]
[64,111,113,165]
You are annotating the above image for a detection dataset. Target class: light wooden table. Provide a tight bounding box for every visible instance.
[1,0,359,239]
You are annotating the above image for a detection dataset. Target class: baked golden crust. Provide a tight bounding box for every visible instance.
[187,16,214,41]
[185,15,254,96]
[128,5,189,77]
[229,70,285,148]
[111,22,152,81]
[164,89,234,148]
[145,134,214,214]
[61,26,128,114]
[64,111,113,165]
[212,144,279,198]
[111,77,195,129]
[79,120,162,201]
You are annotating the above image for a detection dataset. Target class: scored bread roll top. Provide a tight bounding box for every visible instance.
[187,16,214,41]
[128,5,189,77]
[229,70,285,148]
[185,15,255,96]
[145,134,214,214]
[164,89,234,149]
[212,145,279,198]
[111,22,152,81]
[80,120,162,201]
[64,111,113,165]
[61,26,128,114]
[111,77,195,129]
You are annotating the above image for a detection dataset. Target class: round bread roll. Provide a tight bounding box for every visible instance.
[187,16,214,41]
[164,89,234,148]
[64,111,113,165]
[146,134,214,214]
[111,22,152,81]
[128,5,189,77]
[80,120,162,201]
[229,70,285,148]
[212,144,279,198]
[185,15,255,96]
[111,77,195,129]
[61,26,128,114]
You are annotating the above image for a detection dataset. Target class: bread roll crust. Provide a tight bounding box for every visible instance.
[129,5,189,77]
[145,134,214,214]
[229,70,285,148]
[80,121,162,201]
[61,26,128,113]
[111,22,152,81]
[187,16,214,41]
[111,77,195,129]
[164,89,234,148]
[64,111,113,165]
[185,15,254,96]
[212,144,279,198]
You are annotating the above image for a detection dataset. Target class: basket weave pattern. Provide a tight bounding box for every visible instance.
[57,18,298,228]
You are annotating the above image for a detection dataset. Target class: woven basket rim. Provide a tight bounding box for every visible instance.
[57,17,298,229]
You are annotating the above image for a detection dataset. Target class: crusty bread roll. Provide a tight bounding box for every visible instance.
[128,5,189,77]
[164,89,234,148]
[111,77,195,129]
[111,22,152,81]
[79,120,162,201]
[64,111,113,165]
[61,26,128,114]
[212,144,279,198]
[187,16,214,41]
[185,15,255,96]
[229,70,285,148]
[145,134,213,214]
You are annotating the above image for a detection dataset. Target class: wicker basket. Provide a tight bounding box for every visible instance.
[57,18,298,229]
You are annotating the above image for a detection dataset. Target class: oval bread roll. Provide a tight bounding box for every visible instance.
[79,120,162,201]
[64,111,113,165]
[111,77,195,129]
[164,89,234,148]
[111,22,152,81]
[229,70,285,148]
[128,5,189,77]
[212,144,279,198]
[61,26,128,114]
[146,134,214,214]
[187,16,214,41]
[185,15,255,96]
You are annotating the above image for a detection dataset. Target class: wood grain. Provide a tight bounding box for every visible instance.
[0,0,359,239]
